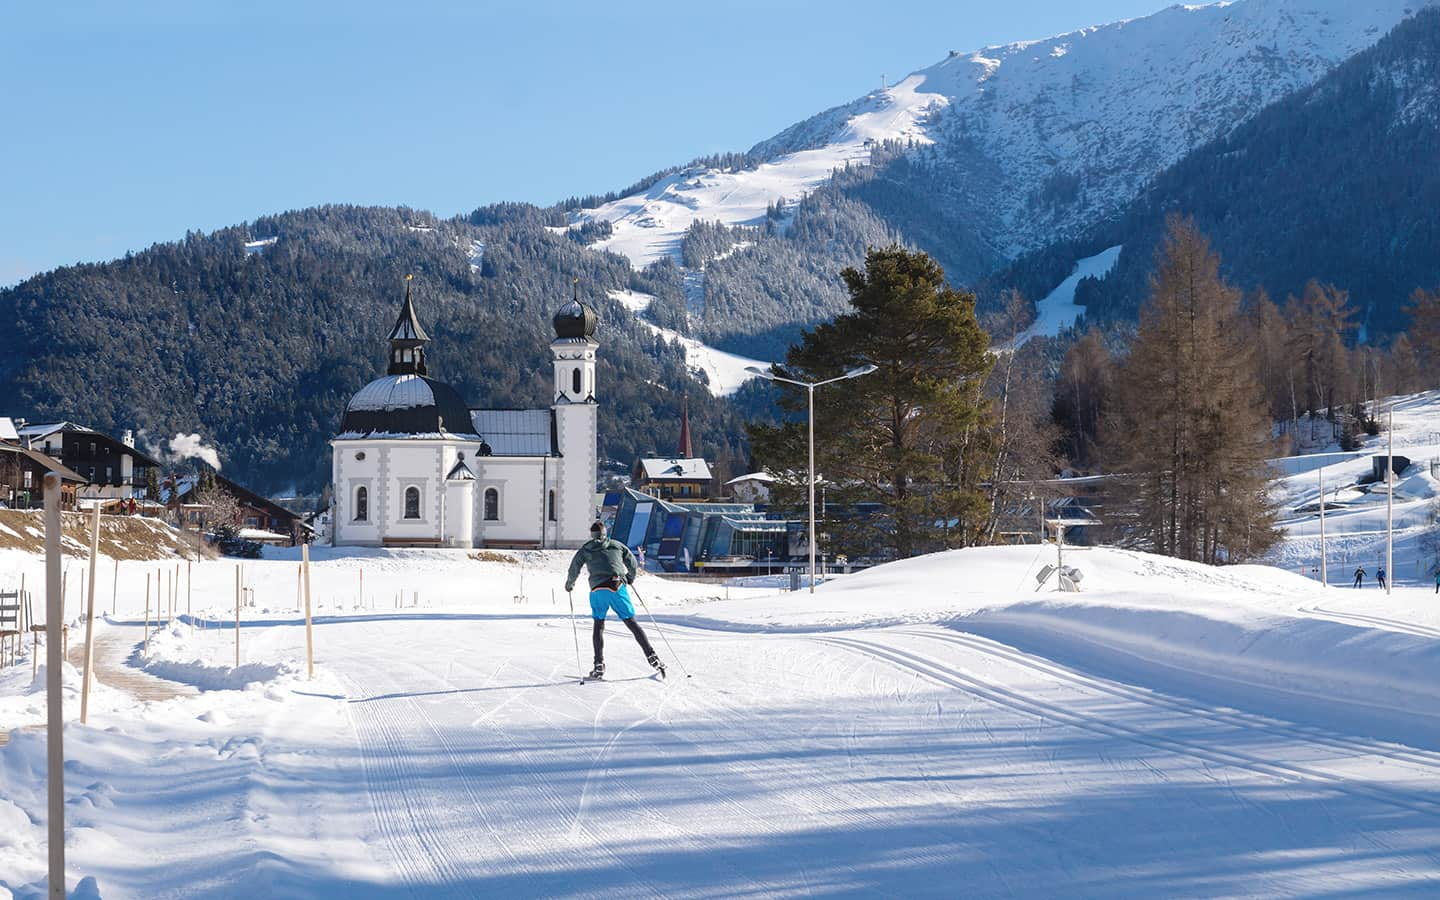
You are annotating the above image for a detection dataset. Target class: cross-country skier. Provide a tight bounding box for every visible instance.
[1378,567,1388,590]
[1353,566,1366,588]
[565,521,665,680]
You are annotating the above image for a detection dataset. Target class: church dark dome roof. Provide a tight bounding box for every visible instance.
[553,297,598,341]
[339,373,479,438]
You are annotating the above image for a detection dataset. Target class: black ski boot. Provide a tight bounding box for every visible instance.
[647,653,667,680]
[586,662,605,681]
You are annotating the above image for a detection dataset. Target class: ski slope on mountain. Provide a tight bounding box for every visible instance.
[1010,244,1121,347]
[573,0,1426,269]
[575,76,941,269]
[5,537,1440,896]
[608,289,767,396]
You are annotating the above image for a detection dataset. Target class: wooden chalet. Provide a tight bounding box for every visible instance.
[167,473,306,545]
[0,444,87,510]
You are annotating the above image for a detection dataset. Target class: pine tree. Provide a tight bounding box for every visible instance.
[1107,216,1279,563]
[748,246,993,559]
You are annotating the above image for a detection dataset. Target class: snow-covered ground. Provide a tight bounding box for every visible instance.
[608,289,767,396]
[6,523,1440,895]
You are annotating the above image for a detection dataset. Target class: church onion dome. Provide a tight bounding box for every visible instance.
[553,282,598,341]
[339,373,479,439]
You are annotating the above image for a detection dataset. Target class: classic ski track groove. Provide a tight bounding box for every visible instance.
[818,633,1440,818]
[340,669,458,895]
[902,627,1440,773]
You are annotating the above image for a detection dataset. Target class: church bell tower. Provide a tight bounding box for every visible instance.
[550,281,599,547]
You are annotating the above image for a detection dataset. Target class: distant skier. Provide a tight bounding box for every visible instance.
[1378,567,1388,590]
[565,521,665,680]
[1434,570,1439,594]
[1353,566,1366,588]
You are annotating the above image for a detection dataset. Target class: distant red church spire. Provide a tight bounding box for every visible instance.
[678,395,694,458]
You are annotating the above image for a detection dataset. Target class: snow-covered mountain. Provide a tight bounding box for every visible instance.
[576,0,1430,268]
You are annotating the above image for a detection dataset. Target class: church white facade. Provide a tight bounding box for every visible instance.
[330,281,599,549]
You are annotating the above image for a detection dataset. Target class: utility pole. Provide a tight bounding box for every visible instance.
[1387,407,1394,595]
[1317,465,1327,588]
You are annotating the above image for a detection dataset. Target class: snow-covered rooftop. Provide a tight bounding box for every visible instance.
[638,458,713,481]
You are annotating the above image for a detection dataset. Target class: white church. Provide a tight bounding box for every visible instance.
[330,279,599,549]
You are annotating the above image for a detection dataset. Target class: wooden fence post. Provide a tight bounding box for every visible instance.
[80,504,100,725]
[234,565,241,668]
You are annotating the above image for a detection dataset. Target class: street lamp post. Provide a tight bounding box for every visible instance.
[746,363,878,593]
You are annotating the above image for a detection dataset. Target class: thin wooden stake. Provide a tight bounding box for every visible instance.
[302,543,314,679]
[143,574,150,656]
[80,503,100,724]
[235,565,241,668]
[43,473,65,899]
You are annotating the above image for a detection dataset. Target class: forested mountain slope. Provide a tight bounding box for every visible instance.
[0,206,751,493]
[996,6,1440,336]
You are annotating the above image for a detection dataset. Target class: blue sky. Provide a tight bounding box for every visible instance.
[0,0,1169,285]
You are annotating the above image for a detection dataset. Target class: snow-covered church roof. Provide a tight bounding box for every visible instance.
[338,374,480,439]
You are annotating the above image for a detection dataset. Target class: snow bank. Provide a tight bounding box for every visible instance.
[136,622,296,691]
[682,545,1440,747]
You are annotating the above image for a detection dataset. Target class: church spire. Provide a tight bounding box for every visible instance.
[678,394,694,458]
[387,274,430,376]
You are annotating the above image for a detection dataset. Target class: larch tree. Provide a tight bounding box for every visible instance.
[1106,216,1279,563]
[1052,325,1115,471]
[748,246,993,560]
[1404,287,1440,382]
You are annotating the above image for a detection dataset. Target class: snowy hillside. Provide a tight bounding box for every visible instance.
[1268,391,1440,586]
[574,0,1427,268]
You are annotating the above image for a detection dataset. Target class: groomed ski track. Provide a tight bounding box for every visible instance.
[315,613,1440,897]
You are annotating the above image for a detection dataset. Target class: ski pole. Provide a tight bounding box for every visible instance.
[629,584,691,679]
[567,590,583,684]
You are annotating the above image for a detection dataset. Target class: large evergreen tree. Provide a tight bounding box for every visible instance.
[748,246,993,559]
[1106,216,1279,563]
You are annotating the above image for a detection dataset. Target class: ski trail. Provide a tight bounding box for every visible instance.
[819,632,1440,817]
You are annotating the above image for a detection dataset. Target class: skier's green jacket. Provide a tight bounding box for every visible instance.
[565,537,639,592]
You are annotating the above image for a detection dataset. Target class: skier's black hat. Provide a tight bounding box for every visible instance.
[590,520,606,537]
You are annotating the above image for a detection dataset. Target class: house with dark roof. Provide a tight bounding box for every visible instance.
[13,422,160,503]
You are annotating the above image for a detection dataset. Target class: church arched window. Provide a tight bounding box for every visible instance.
[354,486,368,521]
[484,487,499,521]
[404,486,421,519]
[548,489,557,521]
[572,367,581,395]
